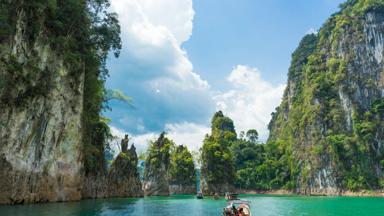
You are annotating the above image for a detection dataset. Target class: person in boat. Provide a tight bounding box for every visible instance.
[234,209,239,216]
[223,207,232,216]
[238,207,244,216]
[223,204,237,216]
[232,204,240,216]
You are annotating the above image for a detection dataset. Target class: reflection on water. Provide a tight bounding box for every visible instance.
[0,195,384,216]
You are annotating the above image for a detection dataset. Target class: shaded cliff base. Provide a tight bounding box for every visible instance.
[0,155,83,205]
[82,149,144,200]
[169,185,196,195]
[143,183,196,196]
[0,150,143,205]
[236,189,384,197]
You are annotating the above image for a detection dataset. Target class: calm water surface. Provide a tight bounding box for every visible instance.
[1,195,383,216]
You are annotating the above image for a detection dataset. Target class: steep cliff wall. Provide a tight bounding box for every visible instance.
[0,4,83,204]
[201,111,236,195]
[143,133,172,196]
[143,134,197,196]
[82,144,143,198]
[268,0,384,194]
[0,1,143,204]
[107,145,143,197]
[169,145,196,194]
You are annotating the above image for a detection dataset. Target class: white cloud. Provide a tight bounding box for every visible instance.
[107,1,286,151]
[215,65,285,141]
[132,0,195,43]
[110,0,208,90]
[110,126,157,155]
[165,122,210,152]
[110,122,209,156]
[107,0,214,135]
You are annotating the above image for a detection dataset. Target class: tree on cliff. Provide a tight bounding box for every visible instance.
[0,0,144,203]
[143,132,175,195]
[267,0,384,193]
[145,133,174,173]
[169,145,196,187]
[246,129,259,143]
[144,133,197,195]
[231,138,290,190]
[2,0,125,177]
[79,0,123,176]
[200,111,236,193]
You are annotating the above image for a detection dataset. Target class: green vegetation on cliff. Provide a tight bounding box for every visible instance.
[203,11,384,190]
[200,111,236,193]
[169,145,196,186]
[144,133,196,195]
[0,0,145,203]
[268,0,384,193]
[0,0,125,176]
[201,111,290,191]
[231,134,290,190]
[144,132,174,180]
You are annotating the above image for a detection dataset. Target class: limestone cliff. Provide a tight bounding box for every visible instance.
[143,133,197,195]
[0,2,83,204]
[200,111,236,195]
[0,1,143,204]
[268,0,384,194]
[107,145,143,197]
[169,145,196,194]
[82,142,143,199]
[143,133,172,196]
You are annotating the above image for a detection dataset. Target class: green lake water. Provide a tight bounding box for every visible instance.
[1,195,383,216]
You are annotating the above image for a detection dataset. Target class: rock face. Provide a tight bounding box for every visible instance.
[201,111,236,195]
[0,2,143,204]
[82,138,144,199]
[143,133,172,196]
[143,133,197,196]
[268,1,384,195]
[169,185,196,195]
[106,145,143,197]
[0,6,83,204]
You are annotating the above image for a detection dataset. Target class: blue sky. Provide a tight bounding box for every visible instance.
[185,0,344,87]
[106,0,345,152]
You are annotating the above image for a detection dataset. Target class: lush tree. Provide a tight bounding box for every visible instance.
[246,129,259,143]
[211,111,237,141]
[0,0,130,177]
[144,132,174,177]
[169,145,196,186]
[267,0,384,192]
[201,111,236,193]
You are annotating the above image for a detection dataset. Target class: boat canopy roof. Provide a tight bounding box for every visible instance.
[225,192,238,195]
[227,200,251,205]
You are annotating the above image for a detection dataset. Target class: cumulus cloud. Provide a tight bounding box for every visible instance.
[165,122,210,152]
[107,0,214,134]
[109,64,285,153]
[110,122,209,156]
[215,65,285,141]
[106,1,285,152]
[130,0,195,43]
[110,0,206,89]
[110,126,157,155]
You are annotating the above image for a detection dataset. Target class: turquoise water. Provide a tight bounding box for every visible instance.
[1,195,384,216]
